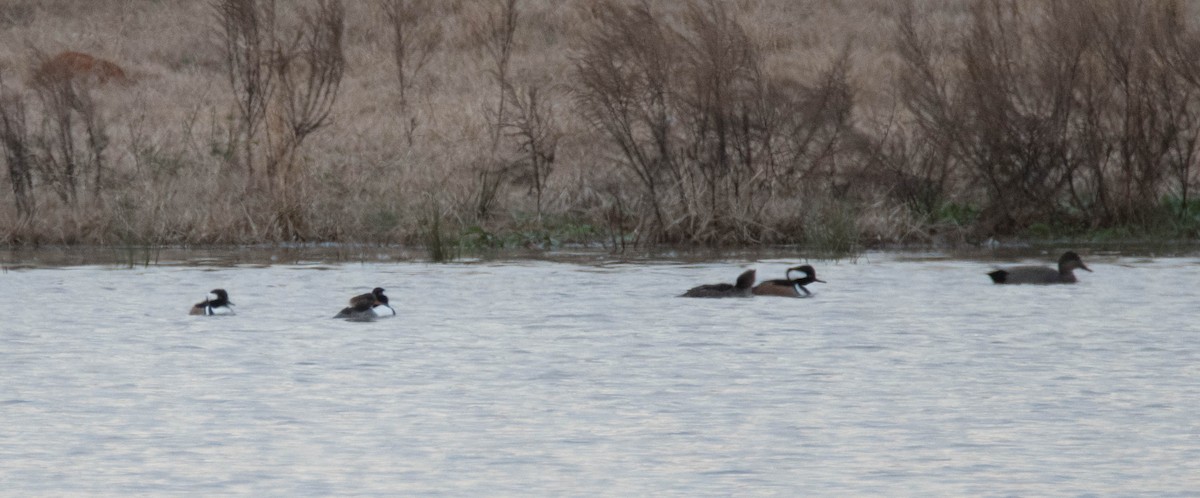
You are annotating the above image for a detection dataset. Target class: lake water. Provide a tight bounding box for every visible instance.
[2,250,1198,496]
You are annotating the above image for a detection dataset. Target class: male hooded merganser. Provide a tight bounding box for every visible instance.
[334,287,396,320]
[189,289,235,315]
[752,265,825,297]
[988,251,1092,284]
[680,269,756,298]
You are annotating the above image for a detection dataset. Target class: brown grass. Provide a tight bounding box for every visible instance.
[0,0,1198,249]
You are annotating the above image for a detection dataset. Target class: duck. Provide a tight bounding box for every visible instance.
[752,265,825,297]
[680,269,756,298]
[189,289,235,315]
[334,287,396,320]
[987,251,1092,284]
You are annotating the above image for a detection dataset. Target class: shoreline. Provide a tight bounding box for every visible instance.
[4,239,1198,269]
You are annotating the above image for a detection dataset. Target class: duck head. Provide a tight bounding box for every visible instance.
[735,269,757,289]
[785,265,825,285]
[208,289,233,306]
[1058,251,1092,273]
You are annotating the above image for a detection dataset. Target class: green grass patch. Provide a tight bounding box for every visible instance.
[459,212,604,252]
[802,200,861,257]
[935,202,981,226]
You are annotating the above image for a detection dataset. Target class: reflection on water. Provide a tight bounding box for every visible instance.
[1,251,1199,495]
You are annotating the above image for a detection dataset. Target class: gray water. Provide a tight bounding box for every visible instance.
[2,252,1198,496]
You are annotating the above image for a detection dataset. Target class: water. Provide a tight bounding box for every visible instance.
[2,252,1199,496]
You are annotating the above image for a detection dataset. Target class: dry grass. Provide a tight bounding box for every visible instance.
[0,0,1196,250]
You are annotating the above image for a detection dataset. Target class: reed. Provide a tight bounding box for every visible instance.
[420,195,457,262]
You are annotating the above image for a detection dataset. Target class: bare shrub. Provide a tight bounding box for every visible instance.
[861,124,955,220]
[471,158,507,220]
[598,181,635,252]
[0,83,34,218]
[1152,1,1200,220]
[575,1,679,238]
[1,52,113,230]
[1082,0,1200,227]
[213,0,346,239]
[469,0,520,222]
[1073,0,1167,227]
[380,0,442,110]
[265,0,345,194]
[29,53,109,206]
[500,84,559,222]
[420,194,458,262]
[213,0,277,179]
[480,0,519,152]
[576,0,854,244]
[894,0,1200,234]
[898,1,1086,232]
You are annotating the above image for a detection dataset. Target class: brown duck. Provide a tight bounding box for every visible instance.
[988,251,1092,284]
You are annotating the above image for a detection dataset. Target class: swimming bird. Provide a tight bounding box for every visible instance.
[752,265,825,297]
[334,287,396,320]
[189,289,235,315]
[987,251,1092,284]
[680,269,756,298]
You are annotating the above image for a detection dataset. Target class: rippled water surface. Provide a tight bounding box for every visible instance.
[2,252,1199,496]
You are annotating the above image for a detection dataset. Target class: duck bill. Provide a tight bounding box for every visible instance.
[814,278,826,283]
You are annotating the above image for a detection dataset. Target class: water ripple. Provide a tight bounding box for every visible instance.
[0,254,1197,495]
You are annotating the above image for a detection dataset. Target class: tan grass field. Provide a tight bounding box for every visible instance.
[1,0,1195,251]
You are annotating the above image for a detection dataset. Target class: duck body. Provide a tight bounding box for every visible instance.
[335,287,396,320]
[370,303,396,317]
[988,251,1092,284]
[189,289,235,316]
[681,269,756,298]
[334,305,395,321]
[752,265,825,297]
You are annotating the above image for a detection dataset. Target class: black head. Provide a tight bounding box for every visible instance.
[735,269,757,289]
[1058,251,1091,272]
[786,265,825,285]
[372,287,387,298]
[987,269,1008,284]
[209,288,232,305]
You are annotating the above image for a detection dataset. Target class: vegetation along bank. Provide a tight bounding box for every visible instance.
[2,0,1200,257]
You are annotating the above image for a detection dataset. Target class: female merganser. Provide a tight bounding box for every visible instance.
[680,269,756,298]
